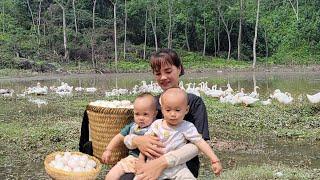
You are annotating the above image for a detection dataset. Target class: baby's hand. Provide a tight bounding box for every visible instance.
[101,149,112,164]
[211,160,222,176]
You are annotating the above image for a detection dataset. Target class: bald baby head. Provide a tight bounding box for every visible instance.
[160,87,188,107]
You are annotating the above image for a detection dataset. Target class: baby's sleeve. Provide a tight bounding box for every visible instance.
[183,122,203,143]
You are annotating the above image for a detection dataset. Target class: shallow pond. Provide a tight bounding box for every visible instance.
[1,71,320,96]
[0,71,319,179]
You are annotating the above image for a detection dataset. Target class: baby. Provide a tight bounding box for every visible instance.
[102,92,157,180]
[137,87,222,179]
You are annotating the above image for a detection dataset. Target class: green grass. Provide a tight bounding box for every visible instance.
[215,164,319,180]
[0,92,319,179]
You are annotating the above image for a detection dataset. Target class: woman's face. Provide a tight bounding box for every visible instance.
[154,63,181,90]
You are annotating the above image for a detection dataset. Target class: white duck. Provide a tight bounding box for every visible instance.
[277,92,293,104]
[306,92,320,104]
[235,88,246,97]
[240,96,259,106]
[261,99,272,105]
[75,87,84,92]
[86,87,97,93]
[206,85,225,98]
[0,89,14,97]
[224,83,234,94]
[185,83,200,97]
[249,86,260,98]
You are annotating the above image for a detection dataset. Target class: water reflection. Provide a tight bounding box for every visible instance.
[0,72,319,97]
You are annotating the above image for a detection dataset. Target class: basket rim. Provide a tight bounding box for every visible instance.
[44,151,102,176]
[86,104,133,112]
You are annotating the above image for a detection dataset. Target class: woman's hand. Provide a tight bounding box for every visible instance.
[133,135,164,159]
[135,156,168,180]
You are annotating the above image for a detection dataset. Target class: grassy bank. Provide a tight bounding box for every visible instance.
[0,91,319,179]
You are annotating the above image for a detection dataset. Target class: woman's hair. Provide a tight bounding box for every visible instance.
[150,49,185,76]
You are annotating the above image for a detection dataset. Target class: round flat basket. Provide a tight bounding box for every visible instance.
[44,151,102,180]
[86,105,133,164]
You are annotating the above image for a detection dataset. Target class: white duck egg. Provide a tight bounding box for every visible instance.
[67,159,78,169]
[49,160,57,167]
[54,161,64,169]
[79,155,88,161]
[71,155,80,161]
[120,100,131,107]
[86,160,96,168]
[78,160,86,168]
[64,152,72,157]
[62,166,72,172]
[73,167,85,172]
[54,154,63,161]
[84,166,93,171]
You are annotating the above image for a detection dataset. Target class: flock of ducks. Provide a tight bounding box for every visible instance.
[1,81,320,107]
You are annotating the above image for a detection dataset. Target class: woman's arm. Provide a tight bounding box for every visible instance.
[163,143,199,167]
[124,134,164,159]
[134,143,198,179]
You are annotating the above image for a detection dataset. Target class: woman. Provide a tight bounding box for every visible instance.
[121,49,212,179]
[79,49,213,179]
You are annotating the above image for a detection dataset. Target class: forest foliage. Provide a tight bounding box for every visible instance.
[0,0,319,70]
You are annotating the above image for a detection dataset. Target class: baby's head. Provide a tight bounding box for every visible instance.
[160,88,189,126]
[133,92,157,128]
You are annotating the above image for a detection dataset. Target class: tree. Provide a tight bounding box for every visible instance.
[72,0,78,37]
[252,0,260,69]
[37,1,42,49]
[143,9,148,60]
[167,0,173,49]
[217,0,236,60]
[288,0,299,21]
[55,0,69,61]
[123,0,127,60]
[26,0,35,27]
[237,0,243,60]
[148,0,158,51]
[91,0,97,68]
[110,0,118,72]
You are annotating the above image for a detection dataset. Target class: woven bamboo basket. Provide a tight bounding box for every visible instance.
[44,151,101,180]
[86,105,133,164]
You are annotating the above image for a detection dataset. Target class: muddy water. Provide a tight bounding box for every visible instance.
[0,71,319,179]
[1,71,319,96]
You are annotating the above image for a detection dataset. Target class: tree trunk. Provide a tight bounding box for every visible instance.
[167,0,172,49]
[91,0,97,69]
[185,23,190,51]
[26,0,35,27]
[202,16,206,56]
[213,28,216,57]
[57,2,68,61]
[2,2,4,33]
[253,0,260,69]
[264,28,268,58]
[149,6,158,51]
[72,0,78,37]
[143,10,147,60]
[218,5,233,60]
[37,1,42,47]
[217,15,220,54]
[123,0,127,60]
[237,0,243,60]
[289,0,299,21]
[111,0,118,73]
